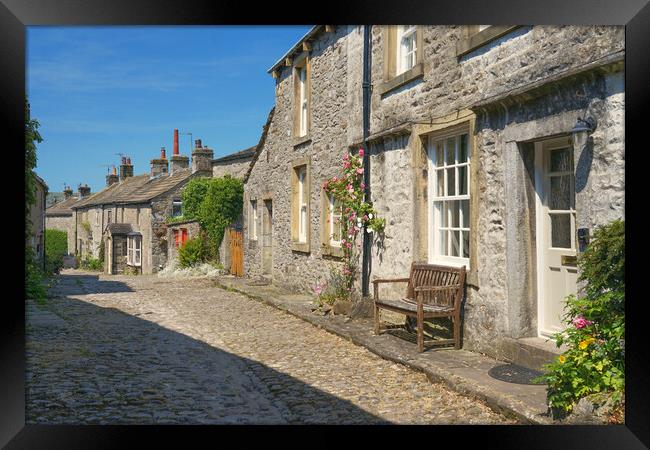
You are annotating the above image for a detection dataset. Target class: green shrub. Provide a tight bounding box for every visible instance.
[45,229,67,274]
[536,219,625,420]
[178,236,207,268]
[314,267,351,306]
[198,175,243,261]
[26,247,47,303]
[80,257,103,271]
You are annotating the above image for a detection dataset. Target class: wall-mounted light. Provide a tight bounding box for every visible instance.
[570,116,595,150]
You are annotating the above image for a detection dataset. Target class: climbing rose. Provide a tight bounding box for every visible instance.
[572,316,593,329]
[356,168,364,175]
[359,148,365,157]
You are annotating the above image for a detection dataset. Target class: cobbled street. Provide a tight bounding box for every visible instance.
[26,270,515,424]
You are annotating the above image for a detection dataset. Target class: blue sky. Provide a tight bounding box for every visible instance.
[27,26,312,193]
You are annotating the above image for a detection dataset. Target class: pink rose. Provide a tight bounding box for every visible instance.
[360,183,366,190]
[356,168,364,175]
[359,148,365,157]
[572,316,593,329]
[343,161,350,168]
[332,176,338,182]
[343,154,349,161]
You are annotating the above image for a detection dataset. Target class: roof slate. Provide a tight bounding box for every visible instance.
[45,196,81,216]
[116,168,193,203]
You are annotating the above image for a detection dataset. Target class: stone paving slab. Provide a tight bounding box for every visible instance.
[214,275,555,425]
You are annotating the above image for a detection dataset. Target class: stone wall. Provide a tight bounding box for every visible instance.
[166,220,201,264]
[149,179,193,273]
[212,158,252,179]
[244,26,364,292]
[45,215,75,255]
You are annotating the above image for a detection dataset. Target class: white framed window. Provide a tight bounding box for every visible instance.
[127,235,142,266]
[107,210,112,224]
[298,66,308,137]
[329,194,342,247]
[298,167,308,243]
[250,200,258,240]
[397,25,417,74]
[427,132,471,268]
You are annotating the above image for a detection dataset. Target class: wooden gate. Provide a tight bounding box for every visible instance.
[229,229,244,277]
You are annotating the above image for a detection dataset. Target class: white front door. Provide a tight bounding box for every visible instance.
[535,136,578,337]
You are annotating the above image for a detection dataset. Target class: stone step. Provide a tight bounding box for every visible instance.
[500,337,568,372]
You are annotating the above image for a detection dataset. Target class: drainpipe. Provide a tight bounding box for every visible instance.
[361,25,372,297]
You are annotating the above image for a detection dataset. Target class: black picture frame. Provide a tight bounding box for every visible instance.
[4,0,648,446]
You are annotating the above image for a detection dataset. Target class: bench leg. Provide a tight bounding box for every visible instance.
[454,312,461,350]
[374,305,380,335]
[417,311,424,353]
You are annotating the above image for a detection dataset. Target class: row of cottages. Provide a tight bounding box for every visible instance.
[45,184,93,255]
[70,133,214,274]
[243,25,624,363]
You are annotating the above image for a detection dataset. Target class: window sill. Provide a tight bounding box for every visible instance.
[378,62,424,96]
[291,241,310,253]
[293,134,312,147]
[455,25,521,58]
[321,244,343,258]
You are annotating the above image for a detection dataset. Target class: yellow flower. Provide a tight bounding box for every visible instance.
[578,337,596,350]
[558,355,566,364]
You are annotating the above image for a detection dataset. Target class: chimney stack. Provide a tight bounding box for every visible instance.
[106,166,119,187]
[78,183,91,198]
[150,147,169,178]
[119,155,134,181]
[192,139,214,176]
[170,128,189,174]
[63,185,74,199]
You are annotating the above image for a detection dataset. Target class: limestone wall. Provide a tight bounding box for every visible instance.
[245,26,364,292]
[212,158,252,179]
[45,215,76,255]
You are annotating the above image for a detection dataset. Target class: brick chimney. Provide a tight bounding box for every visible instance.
[150,147,169,178]
[191,139,214,176]
[119,156,134,181]
[78,183,91,198]
[106,166,119,187]
[63,185,74,199]
[170,128,189,174]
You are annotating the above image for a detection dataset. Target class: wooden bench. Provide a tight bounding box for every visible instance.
[373,263,467,352]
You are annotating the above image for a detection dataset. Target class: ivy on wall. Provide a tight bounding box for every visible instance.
[173,175,243,261]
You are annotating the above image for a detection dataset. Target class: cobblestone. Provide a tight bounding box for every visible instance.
[26,270,515,424]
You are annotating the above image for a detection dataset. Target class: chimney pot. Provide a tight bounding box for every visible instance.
[173,129,179,155]
[161,147,166,159]
[127,157,131,165]
[195,139,202,148]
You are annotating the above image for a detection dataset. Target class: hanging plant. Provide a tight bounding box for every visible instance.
[321,148,385,298]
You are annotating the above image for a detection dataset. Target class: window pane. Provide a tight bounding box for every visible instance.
[550,175,572,210]
[461,200,469,228]
[446,201,459,228]
[459,134,468,163]
[462,231,470,258]
[435,201,445,230]
[550,148,573,172]
[458,166,467,195]
[550,214,572,248]
[439,229,447,256]
[436,169,444,197]
[450,231,460,257]
[446,138,456,165]
[447,168,455,196]
[435,143,444,167]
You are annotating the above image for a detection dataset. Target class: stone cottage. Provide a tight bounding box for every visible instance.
[243,25,624,367]
[28,173,48,266]
[45,184,91,255]
[167,145,256,271]
[72,130,214,274]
